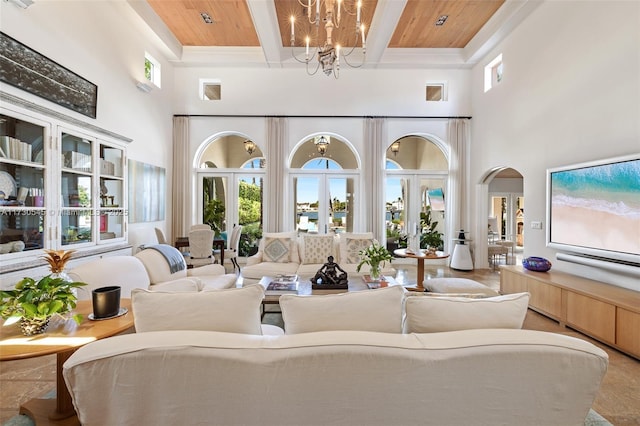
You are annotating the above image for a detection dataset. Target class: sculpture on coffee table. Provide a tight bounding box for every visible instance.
[311,256,348,289]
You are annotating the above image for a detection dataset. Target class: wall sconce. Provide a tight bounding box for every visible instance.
[244,140,256,156]
[4,0,34,8]
[390,141,400,156]
[315,135,330,157]
[136,81,153,93]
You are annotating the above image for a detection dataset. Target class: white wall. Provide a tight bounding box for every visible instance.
[172,67,471,117]
[470,1,640,289]
[0,1,176,251]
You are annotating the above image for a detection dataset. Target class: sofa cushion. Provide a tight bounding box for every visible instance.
[149,279,200,292]
[263,237,292,263]
[338,232,374,264]
[404,292,530,333]
[132,284,265,334]
[424,277,500,297]
[280,285,405,334]
[300,234,335,264]
[258,232,299,263]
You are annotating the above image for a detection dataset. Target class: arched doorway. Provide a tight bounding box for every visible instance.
[289,134,360,234]
[195,134,265,256]
[478,167,524,269]
[384,135,449,252]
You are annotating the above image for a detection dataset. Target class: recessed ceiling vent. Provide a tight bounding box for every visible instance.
[200,12,214,24]
[435,15,448,26]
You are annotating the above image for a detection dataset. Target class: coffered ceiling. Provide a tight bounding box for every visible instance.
[130,0,539,68]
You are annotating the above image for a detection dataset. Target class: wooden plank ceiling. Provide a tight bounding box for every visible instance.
[146,0,505,49]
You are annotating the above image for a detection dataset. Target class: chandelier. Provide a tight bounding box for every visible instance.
[289,0,367,78]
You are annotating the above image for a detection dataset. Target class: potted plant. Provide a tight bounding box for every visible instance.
[420,206,444,254]
[356,243,393,281]
[0,250,87,336]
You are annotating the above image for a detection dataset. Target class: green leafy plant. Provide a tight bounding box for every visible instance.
[356,243,392,279]
[420,206,444,251]
[0,275,87,325]
[203,198,226,235]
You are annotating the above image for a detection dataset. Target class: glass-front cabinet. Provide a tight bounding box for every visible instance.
[0,113,49,253]
[0,103,129,262]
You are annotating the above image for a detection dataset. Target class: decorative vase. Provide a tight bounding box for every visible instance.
[523,256,552,272]
[20,317,50,336]
[369,263,382,281]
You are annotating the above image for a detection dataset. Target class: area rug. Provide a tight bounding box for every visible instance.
[2,409,613,425]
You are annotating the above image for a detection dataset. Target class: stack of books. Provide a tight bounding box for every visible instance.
[362,275,389,289]
[265,274,299,294]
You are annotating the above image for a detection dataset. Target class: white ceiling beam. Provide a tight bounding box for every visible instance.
[463,0,542,65]
[247,0,284,68]
[365,0,408,68]
[125,0,182,61]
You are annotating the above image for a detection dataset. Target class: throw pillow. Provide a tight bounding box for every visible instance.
[131,284,265,334]
[343,238,374,264]
[263,237,291,263]
[404,292,530,333]
[259,232,300,263]
[301,235,335,264]
[280,285,405,334]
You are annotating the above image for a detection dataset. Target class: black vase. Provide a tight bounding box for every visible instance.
[92,286,121,319]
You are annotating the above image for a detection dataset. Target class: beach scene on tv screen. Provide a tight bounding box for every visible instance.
[550,158,640,256]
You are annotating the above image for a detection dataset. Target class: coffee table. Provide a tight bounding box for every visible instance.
[258,276,399,318]
[0,299,134,425]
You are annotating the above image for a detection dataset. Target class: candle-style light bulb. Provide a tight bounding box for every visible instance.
[357,0,361,24]
[361,24,366,48]
[290,16,295,37]
[305,36,310,60]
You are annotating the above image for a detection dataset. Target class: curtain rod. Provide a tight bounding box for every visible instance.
[174,114,472,119]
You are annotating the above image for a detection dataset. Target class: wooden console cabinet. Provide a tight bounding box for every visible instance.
[500,265,640,359]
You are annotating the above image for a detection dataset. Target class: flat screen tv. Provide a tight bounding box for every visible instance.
[546,153,640,266]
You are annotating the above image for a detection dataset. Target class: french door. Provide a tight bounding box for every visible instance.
[291,173,358,234]
[385,171,447,248]
[198,171,264,250]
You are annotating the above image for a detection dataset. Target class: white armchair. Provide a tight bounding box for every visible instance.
[68,246,237,300]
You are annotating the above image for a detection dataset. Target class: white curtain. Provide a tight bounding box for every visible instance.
[265,117,287,232]
[447,118,471,244]
[363,117,386,243]
[172,116,190,243]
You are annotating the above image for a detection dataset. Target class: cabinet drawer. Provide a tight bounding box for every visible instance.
[527,279,561,318]
[617,308,640,358]
[566,292,616,343]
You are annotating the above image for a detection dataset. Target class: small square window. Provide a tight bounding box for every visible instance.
[484,54,503,92]
[425,82,447,102]
[200,79,221,101]
[144,52,161,88]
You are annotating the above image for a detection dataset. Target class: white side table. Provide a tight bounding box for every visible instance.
[450,239,474,271]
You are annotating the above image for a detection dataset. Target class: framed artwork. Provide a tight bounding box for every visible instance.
[128,160,166,223]
[0,32,98,118]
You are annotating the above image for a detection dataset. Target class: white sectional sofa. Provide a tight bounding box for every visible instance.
[241,231,396,284]
[64,328,608,426]
[63,285,608,425]
[67,244,237,299]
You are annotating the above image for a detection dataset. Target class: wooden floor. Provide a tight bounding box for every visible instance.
[1,264,639,424]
